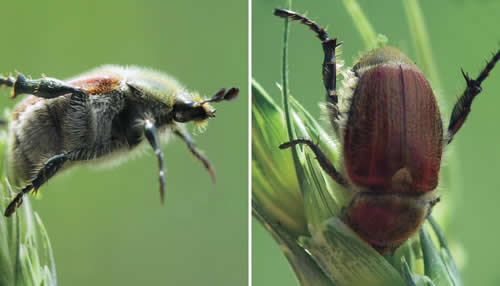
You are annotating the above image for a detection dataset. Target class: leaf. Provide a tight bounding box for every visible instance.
[0,117,57,286]
[300,217,406,286]
[420,225,454,286]
[253,199,335,286]
[252,80,307,237]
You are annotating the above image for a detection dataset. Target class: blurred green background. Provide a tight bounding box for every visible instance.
[253,0,500,285]
[0,0,247,285]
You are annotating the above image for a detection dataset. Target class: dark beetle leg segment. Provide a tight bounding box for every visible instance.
[5,153,69,217]
[144,120,166,204]
[280,139,348,187]
[173,125,216,184]
[447,48,500,144]
[274,9,329,41]
[274,9,342,109]
[1,72,89,117]
[0,72,83,99]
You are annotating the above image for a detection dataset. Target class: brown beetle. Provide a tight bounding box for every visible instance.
[276,8,500,253]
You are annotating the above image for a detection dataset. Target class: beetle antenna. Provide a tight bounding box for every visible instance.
[199,87,239,105]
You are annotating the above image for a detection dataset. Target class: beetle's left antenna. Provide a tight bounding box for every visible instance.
[199,87,239,105]
[144,119,166,204]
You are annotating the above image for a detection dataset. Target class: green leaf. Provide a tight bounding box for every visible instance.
[253,200,335,286]
[428,217,463,286]
[252,80,307,237]
[300,217,406,286]
[420,225,454,286]
[342,0,387,50]
[402,0,441,90]
[0,117,57,286]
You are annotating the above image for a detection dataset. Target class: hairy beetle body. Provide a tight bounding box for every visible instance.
[1,65,238,216]
[275,8,499,253]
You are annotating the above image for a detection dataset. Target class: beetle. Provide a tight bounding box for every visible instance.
[275,8,499,253]
[0,65,238,217]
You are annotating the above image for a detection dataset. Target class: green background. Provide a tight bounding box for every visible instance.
[0,0,247,285]
[253,0,500,285]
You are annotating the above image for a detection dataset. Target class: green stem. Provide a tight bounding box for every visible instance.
[343,0,378,50]
[403,0,442,91]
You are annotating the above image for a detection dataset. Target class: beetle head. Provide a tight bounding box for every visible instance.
[172,87,238,123]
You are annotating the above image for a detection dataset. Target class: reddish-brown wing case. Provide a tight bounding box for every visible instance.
[344,62,443,193]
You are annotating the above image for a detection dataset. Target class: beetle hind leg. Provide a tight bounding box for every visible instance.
[4,153,68,217]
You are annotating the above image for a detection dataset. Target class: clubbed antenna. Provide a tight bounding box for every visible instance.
[199,87,239,105]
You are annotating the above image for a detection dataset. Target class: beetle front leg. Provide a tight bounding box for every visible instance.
[280,139,348,187]
[144,119,166,204]
[0,72,83,99]
[447,48,500,144]
[274,9,342,120]
[172,124,216,184]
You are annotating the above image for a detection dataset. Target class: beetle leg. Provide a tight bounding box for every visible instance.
[4,153,68,217]
[447,48,500,144]
[274,9,329,41]
[274,9,342,116]
[172,124,216,184]
[0,72,84,99]
[143,119,166,204]
[279,139,348,187]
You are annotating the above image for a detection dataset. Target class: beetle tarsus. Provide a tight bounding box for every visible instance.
[4,184,33,217]
[174,126,216,185]
[274,8,329,41]
[0,74,15,87]
[5,152,70,216]
[447,48,500,144]
[275,8,341,127]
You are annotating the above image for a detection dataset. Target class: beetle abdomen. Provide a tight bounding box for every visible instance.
[344,62,443,193]
[8,96,70,183]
